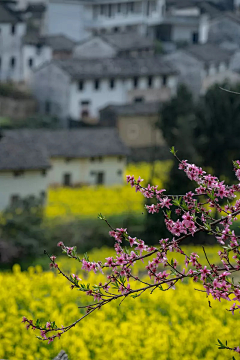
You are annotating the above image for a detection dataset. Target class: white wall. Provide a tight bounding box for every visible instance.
[69,78,127,119]
[22,44,52,83]
[46,2,91,41]
[0,170,48,210]
[0,22,26,82]
[49,156,126,186]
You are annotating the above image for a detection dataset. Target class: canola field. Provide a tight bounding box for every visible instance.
[1,246,240,360]
[45,161,172,218]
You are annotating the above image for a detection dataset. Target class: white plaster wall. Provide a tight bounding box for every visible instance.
[48,156,126,186]
[46,2,91,41]
[172,24,198,43]
[0,22,26,82]
[0,170,48,210]
[69,78,127,119]
[198,15,209,44]
[201,69,240,94]
[22,44,52,82]
[73,37,116,59]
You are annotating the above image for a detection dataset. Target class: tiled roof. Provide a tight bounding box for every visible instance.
[101,32,155,51]
[185,44,233,64]
[0,128,129,170]
[23,33,75,51]
[52,56,178,79]
[0,3,22,23]
[101,101,162,116]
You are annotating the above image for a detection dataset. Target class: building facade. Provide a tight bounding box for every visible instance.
[32,57,178,123]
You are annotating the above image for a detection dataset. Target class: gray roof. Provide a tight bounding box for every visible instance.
[53,56,178,80]
[101,102,161,116]
[24,33,75,51]
[0,133,50,171]
[185,44,233,64]
[0,129,128,171]
[0,3,22,23]
[101,32,155,51]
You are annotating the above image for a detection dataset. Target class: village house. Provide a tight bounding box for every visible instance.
[163,43,240,97]
[73,32,155,59]
[156,0,221,44]
[0,3,26,83]
[44,0,166,41]
[0,128,128,209]
[31,56,178,125]
[22,33,75,82]
[99,101,164,148]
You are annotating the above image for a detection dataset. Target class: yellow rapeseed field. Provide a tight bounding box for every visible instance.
[1,246,239,360]
[45,161,172,218]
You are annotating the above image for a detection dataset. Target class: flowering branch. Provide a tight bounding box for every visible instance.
[23,155,240,354]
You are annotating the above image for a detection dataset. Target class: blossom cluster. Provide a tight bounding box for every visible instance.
[24,156,240,355]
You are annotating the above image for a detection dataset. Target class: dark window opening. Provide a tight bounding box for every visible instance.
[42,169,47,176]
[11,194,19,205]
[40,191,46,198]
[134,97,144,103]
[13,170,24,177]
[28,58,33,68]
[100,4,104,15]
[108,4,112,17]
[118,156,123,161]
[114,27,119,33]
[78,80,84,90]
[98,156,103,162]
[192,32,199,44]
[109,78,115,89]
[81,109,89,117]
[90,157,95,162]
[10,57,15,68]
[162,75,167,86]
[11,25,16,35]
[117,169,122,176]
[117,3,121,12]
[63,173,71,186]
[96,172,104,185]
[148,76,153,88]
[94,79,100,90]
[133,77,138,88]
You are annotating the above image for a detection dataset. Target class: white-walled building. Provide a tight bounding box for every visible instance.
[0,3,26,82]
[32,56,178,124]
[44,0,166,41]
[164,43,240,97]
[0,128,129,209]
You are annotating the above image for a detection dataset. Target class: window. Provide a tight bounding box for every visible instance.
[90,157,95,162]
[11,195,19,205]
[134,97,144,103]
[65,158,72,163]
[94,79,100,90]
[100,4,104,15]
[118,156,123,162]
[11,25,16,35]
[28,58,33,68]
[162,75,167,86]
[13,170,24,177]
[10,57,15,68]
[117,3,121,12]
[109,78,115,89]
[78,80,84,91]
[96,172,104,185]
[98,156,103,162]
[127,2,134,13]
[63,173,71,186]
[42,169,47,176]
[40,191,46,199]
[148,76,153,88]
[133,77,138,88]
[192,32,199,44]
[114,27,119,33]
[108,4,112,17]
[80,100,90,118]
[117,169,122,176]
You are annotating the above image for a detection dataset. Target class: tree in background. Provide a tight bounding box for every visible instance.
[159,84,198,194]
[195,83,240,182]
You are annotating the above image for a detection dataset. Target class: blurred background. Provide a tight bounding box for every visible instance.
[1,0,240,359]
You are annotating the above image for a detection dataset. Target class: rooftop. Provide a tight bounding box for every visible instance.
[51,56,178,79]
[101,101,162,116]
[185,44,233,64]
[0,128,128,171]
[101,32,155,51]
[0,3,22,23]
[24,33,76,51]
